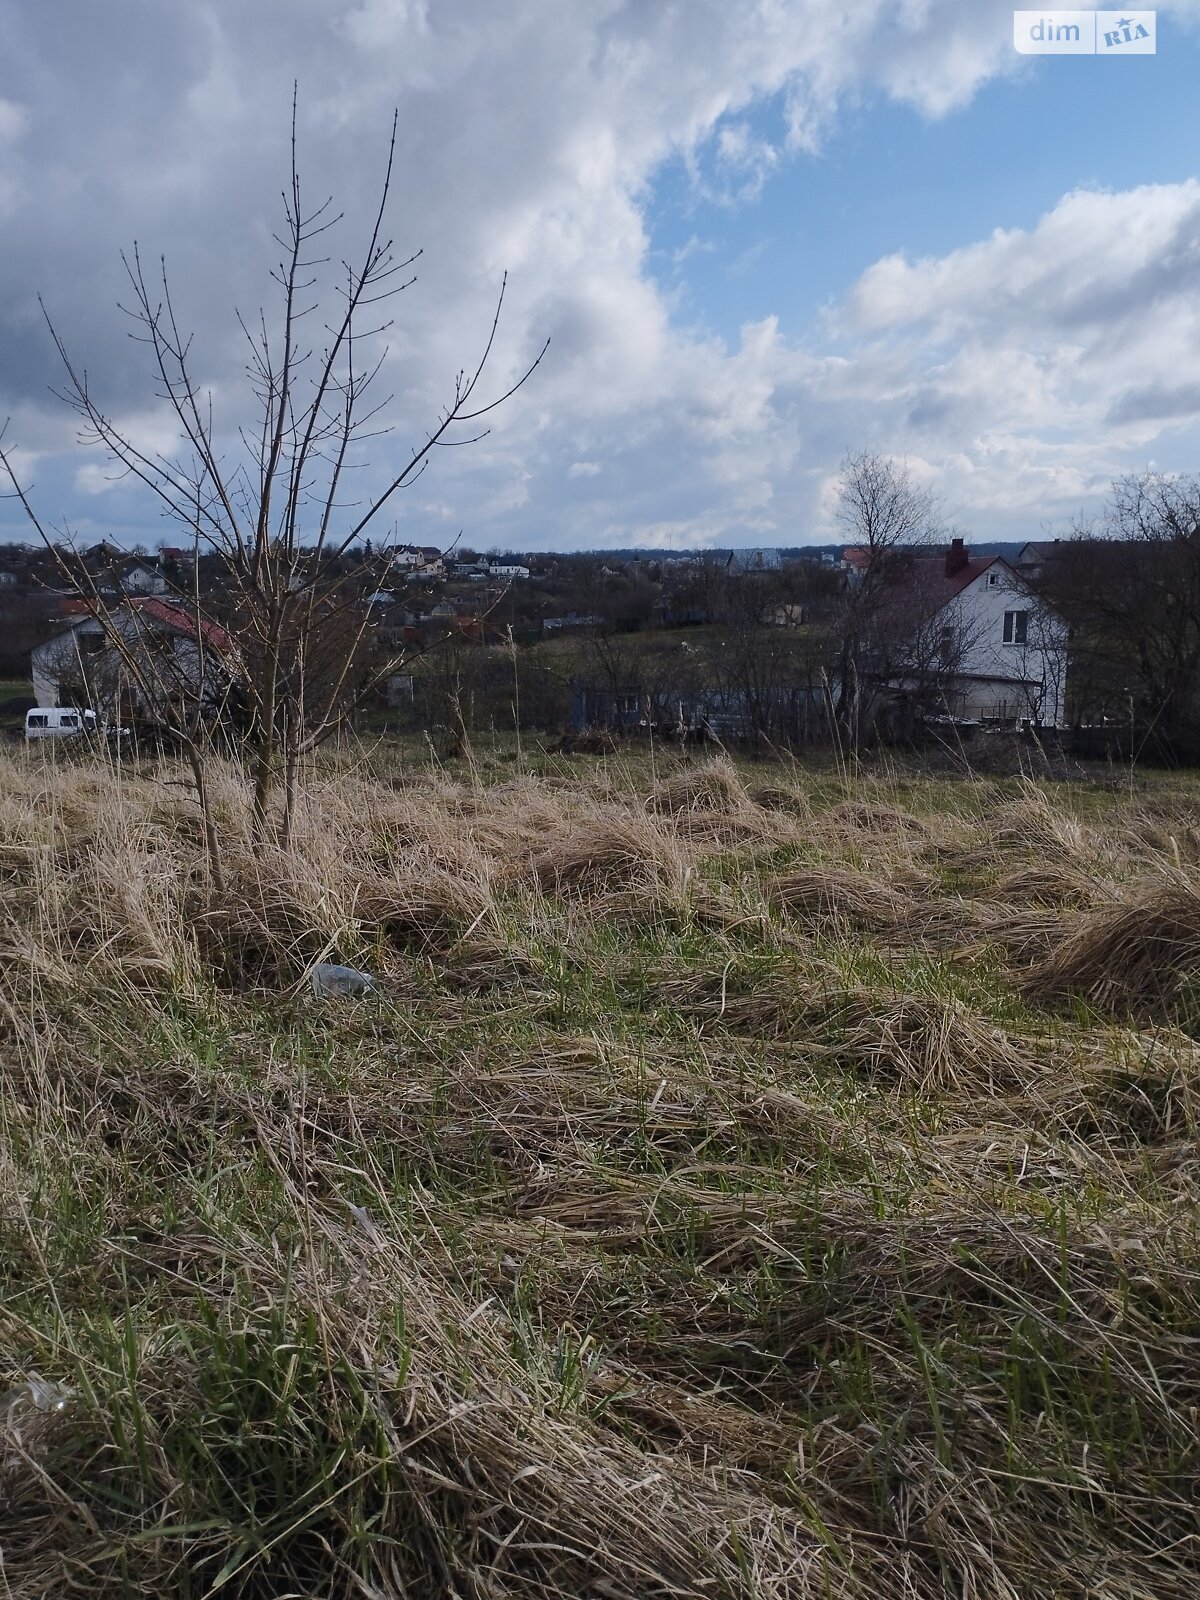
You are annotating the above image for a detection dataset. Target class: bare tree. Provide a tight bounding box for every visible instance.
[706,569,823,750]
[1,89,546,857]
[1041,474,1200,758]
[831,451,942,747]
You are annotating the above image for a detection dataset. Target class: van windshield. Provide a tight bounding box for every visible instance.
[27,715,47,728]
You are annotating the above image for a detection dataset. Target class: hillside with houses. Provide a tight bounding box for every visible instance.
[9,484,1199,770]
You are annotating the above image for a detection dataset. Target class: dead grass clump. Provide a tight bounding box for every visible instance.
[649,757,751,817]
[652,958,835,1041]
[767,864,912,931]
[356,863,494,953]
[969,901,1071,967]
[195,851,495,988]
[444,776,579,867]
[994,862,1108,908]
[6,829,198,991]
[193,849,366,988]
[652,963,1032,1095]
[887,862,940,897]
[991,787,1096,864]
[815,989,1039,1094]
[1025,869,1200,1021]
[747,782,808,814]
[646,758,810,850]
[825,800,927,838]
[529,806,694,901]
[1019,1027,1200,1152]
[437,930,544,993]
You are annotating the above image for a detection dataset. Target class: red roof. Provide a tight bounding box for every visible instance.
[128,597,233,653]
[874,549,1013,626]
[916,553,1002,604]
[57,596,232,653]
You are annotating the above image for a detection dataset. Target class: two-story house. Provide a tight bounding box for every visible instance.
[878,539,1068,727]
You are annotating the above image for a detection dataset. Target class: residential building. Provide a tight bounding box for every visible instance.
[878,538,1069,728]
[116,557,168,596]
[32,598,233,721]
[1014,539,1067,580]
[389,544,444,579]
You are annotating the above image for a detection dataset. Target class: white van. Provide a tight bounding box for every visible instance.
[25,707,88,741]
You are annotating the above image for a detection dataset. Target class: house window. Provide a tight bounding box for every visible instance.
[1003,610,1028,646]
[987,572,1000,588]
[938,624,955,662]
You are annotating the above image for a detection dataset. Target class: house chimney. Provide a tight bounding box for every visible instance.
[945,537,968,577]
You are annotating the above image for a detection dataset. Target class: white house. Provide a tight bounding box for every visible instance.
[32,599,233,720]
[880,540,1068,728]
[117,557,169,596]
[389,544,444,579]
[487,561,530,580]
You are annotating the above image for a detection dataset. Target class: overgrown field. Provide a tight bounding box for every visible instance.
[2,745,1199,1597]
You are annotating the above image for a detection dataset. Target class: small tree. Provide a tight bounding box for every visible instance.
[1,90,546,857]
[831,451,942,748]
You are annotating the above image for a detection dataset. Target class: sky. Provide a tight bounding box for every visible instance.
[1,0,1199,553]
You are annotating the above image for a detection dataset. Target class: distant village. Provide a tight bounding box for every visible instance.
[4,523,1196,764]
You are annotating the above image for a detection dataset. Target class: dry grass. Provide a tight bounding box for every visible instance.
[1026,867,1200,1021]
[648,755,751,817]
[1,743,1199,1598]
[528,804,696,904]
[767,862,914,930]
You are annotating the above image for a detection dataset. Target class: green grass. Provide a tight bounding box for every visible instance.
[1,750,1198,1596]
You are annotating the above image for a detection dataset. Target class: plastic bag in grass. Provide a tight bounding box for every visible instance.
[311,962,375,998]
[1,1377,74,1424]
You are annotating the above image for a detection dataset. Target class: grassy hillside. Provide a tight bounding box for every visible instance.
[1,745,1198,1597]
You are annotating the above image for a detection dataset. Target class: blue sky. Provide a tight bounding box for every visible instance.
[1,1,1199,552]
[649,28,1200,348]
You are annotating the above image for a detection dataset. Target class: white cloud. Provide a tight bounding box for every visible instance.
[74,462,122,497]
[0,96,27,143]
[0,0,1197,550]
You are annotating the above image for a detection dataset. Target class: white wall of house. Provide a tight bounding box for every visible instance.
[32,620,105,705]
[941,562,1068,727]
[122,563,168,595]
[32,609,222,718]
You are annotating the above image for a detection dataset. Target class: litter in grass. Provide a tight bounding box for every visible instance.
[310,961,375,997]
